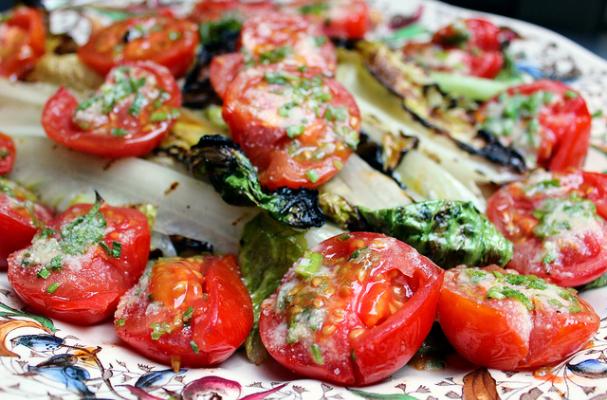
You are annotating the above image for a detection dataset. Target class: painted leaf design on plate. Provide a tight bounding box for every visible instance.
[462,368,498,400]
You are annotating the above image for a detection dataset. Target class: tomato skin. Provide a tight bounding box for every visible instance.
[0,180,53,269]
[487,170,607,287]
[42,61,181,159]
[0,7,45,80]
[7,203,151,325]
[259,232,444,385]
[115,255,253,367]
[0,133,16,175]
[223,65,360,189]
[438,266,599,370]
[78,16,199,78]
[209,52,244,99]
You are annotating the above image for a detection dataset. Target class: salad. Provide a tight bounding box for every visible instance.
[0,0,604,390]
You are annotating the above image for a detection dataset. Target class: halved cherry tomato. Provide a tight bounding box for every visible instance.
[240,12,336,73]
[259,232,444,385]
[438,266,599,370]
[403,18,514,79]
[42,61,181,158]
[487,170,607,287]
[115,255,253,367]
[191,0,275,23]
[8,202,150,324]
[223,65,360,189]
[0,6,45,80]
[477,80,591,171]
[78,16,199,77]
[283,0,370,40]
[433,18,502,52]
[0,178,53,269]
[0,133,16,175]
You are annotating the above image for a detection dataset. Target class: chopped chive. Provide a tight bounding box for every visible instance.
[324,105,348,122]
[305,169,319,183]
[287,125,305,138]
[183,306,194,321]
[129,93,146,116]
[168,30,181,41]
[313,36,327,46]
[111,128,129,137]
[46,282,60,294]
[37,267,50,279]
[294,251,323,279]
[565,90,578,99]
[116,318,126,327]
[592,110,603,118]
[190,340,200,353]
[310,343,324,365]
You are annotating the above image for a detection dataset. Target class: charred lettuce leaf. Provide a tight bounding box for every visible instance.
[359,41,527,175]
[239,213,308,364]
[182,18,242,108]
[320,194,512,268]
[189,135,325,228]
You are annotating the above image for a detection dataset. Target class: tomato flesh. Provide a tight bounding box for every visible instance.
[487,170,607,287]
[42,61,181,158]
[438,266,599,370]
[0,178,53,269]
[477,80,591,171]
[115,255,253,367]
[8,202,151,325]
[0,7,45,80]
[223,66,360,189]
[259,232,443,385]
[78,16,199,78]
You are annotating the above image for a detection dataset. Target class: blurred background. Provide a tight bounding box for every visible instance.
[443,0,607,58]
[2,0,606,58]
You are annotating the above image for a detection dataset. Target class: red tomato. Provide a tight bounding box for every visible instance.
[223,66,360,189]
[42,61,181,158]
[404,18,512,78]
[432,18,502,52]
[478,80,591,171]
[283,0,370,40]
[0,133,16,175]
[259,232,444,385]
[78,16,199,77]
[0,7,45,80]
[115,255,253,367]
[8,202,151,325]
[191,0,275,22]
[0,178,53,269]
[240,12,336,74]
[438,266,599,370]
[209,52,244,99]
[487,170,607,287]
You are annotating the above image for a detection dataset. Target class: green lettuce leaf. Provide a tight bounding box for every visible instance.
[239,213,307,364]
[189,135,325,228]
[320,194,512,268]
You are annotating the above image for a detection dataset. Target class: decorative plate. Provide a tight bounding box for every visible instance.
[2,1,607,399]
